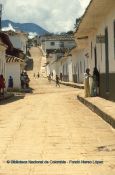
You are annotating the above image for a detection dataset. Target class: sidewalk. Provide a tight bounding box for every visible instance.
[60,81,84,89]
[59,80,115,128]
[77,92,115,128]
[0,93,14,102]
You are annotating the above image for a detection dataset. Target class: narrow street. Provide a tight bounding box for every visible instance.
[0,47,115,175]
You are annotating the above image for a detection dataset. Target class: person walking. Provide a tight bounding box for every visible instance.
[84,68,91,97]
[37,72,40,78]
[56,75,60,87]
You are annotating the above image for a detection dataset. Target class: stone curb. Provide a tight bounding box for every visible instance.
[0,94,14,103]
[50,79,84,89]
[77,95,115,129]
[46,77,84,89]
[60,81,84,89]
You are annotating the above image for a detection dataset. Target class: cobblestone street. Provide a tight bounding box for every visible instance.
[0,47,115,175]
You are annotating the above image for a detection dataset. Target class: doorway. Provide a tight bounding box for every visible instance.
[105,27,109,92]
[94,46,97,68]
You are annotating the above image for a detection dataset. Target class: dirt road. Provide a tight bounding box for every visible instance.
[0,47,115,175]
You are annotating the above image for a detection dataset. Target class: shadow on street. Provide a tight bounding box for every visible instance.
[0,95,25,105]
[21,87,34,93]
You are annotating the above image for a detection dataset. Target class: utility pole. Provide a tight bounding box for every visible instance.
[0,4,2,31]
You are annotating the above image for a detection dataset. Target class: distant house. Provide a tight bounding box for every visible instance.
[32,35,40,46]
[4,30,28,56]
[40,34,75,53]
[40,34,76,78]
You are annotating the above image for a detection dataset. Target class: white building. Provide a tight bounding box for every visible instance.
[40,34,75,53]
[46,53,61,78]
[69,47,88,83]
[75,0,115,100]
[41,34,76,79]
[6,31,28,55]
[0,43,23,90]
[54,46,88,83]
[0,32,25,90]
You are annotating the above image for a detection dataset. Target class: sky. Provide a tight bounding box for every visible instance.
[0,0,91,33]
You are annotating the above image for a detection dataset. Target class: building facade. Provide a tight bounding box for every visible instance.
[41,34,76,79]
[75,0,115,100]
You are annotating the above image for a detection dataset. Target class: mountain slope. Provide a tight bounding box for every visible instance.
[2,20,49,35]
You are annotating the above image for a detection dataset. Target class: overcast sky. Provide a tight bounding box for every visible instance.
[0,0,91,33]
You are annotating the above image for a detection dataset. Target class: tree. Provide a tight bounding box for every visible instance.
[66,31,74,35]
[74,17,81,29]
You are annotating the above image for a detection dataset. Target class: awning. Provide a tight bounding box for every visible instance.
[6,55,24,63]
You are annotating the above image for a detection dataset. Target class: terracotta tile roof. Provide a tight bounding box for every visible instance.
[6,55,24,63]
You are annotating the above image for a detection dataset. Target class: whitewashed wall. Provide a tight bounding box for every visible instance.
[88,7,115,74]
[5,63,21,89]
[71,48,88,83]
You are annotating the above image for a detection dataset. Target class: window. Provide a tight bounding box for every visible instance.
[50,42,55,46]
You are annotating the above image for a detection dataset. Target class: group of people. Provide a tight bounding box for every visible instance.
[84,67,100,98]
[20,72,30,89]
[48,69,99,94]
[0,71,30,97]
